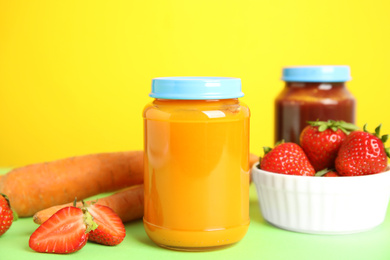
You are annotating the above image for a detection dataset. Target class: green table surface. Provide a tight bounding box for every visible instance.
[1,168,390,260]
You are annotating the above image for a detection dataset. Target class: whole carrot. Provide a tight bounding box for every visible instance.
[33,153,259,224]
[33,184,144,225]
[0,151,143,217]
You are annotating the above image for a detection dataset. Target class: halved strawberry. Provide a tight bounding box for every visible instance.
[86,203,126,246]
[29,206,97,254]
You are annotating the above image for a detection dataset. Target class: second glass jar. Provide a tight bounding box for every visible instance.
[275,65,356,144]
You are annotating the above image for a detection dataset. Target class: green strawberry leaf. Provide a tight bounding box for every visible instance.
[363,123,368,132]
[339,128,349,135]
[263,147,272,155]
[307,119,321,126]
[315,168,332,177]
[339,121,359,130]
[83,210,98,233]
[274,139,285,146]
[375,124,382,137]
[363,123,387,141]
[318,124,327,132]
[12,209,18,221]
[386,147,390,158]
[307,120,358,134]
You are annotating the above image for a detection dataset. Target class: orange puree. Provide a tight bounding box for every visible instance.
[143,99,250,250]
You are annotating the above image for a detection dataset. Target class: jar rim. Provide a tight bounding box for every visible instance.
[150,77,244,100]
[282,66,351,82]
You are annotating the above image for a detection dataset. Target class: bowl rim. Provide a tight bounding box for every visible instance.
[252,162,390,180]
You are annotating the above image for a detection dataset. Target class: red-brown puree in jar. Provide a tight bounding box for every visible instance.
[275,66,356,144]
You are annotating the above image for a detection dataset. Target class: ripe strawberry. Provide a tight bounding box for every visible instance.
[300,120,359,171]
[87,203,126,246]
[323,171,340,177]
[260,142,315,176]
[29,206,97,254]
[335,124,390,176]
[0,193,16,236]
[315,169,340,177]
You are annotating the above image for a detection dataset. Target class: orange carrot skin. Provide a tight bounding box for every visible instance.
[33,185,144,225]
[249,153,258,168]
[33,202,82,224]
[0,151,143,217]
[95,185,144,223]
[249,153,259,183]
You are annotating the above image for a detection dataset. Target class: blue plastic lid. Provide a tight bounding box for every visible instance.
[282,66,351,82]
[150,77,244,100]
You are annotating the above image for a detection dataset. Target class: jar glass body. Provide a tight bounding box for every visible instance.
[143,98,250,251]
[275,82,356,144]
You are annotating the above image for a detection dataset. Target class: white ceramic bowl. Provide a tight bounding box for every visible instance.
[252,163,390,234]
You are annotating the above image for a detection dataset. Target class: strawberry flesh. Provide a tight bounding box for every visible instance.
[29,206,90,254]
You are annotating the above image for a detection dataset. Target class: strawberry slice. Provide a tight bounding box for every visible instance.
[87,204,126,246]
[29,206,97,254]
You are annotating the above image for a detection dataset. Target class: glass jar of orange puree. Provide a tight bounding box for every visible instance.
[143,77,250,251]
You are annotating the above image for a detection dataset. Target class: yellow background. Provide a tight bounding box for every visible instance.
[0,0,389,167]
